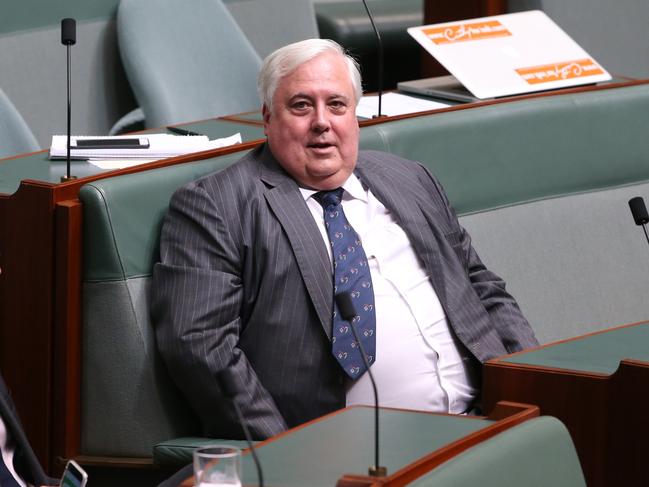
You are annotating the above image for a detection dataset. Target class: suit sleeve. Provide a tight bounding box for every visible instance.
[418,164,539,354]
[151,182,288,439]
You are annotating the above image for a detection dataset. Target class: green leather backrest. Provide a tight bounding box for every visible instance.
[370,83,649,214]
[80,151,249,282]
[81,83,649,282]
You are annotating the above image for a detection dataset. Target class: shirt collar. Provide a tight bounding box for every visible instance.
[299,172,368,203]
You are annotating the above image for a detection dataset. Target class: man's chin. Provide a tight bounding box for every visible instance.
[305,167,352,190]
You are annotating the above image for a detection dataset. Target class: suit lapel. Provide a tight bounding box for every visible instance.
[354,157,448,305]
[258,147,334,339]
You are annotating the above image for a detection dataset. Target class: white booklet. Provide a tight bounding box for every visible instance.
[357,92,450,119]
[49,133,242,160]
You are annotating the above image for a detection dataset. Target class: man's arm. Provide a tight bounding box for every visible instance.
[420,165,539,354]
[151,182,288,439]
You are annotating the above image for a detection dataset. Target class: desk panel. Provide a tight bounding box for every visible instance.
[179,403,538,487]
[483,321,649,487]
[244,408,490,487]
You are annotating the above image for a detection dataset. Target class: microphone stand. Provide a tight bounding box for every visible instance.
[361,0,384,118]
[61,18,77,182]
[65,42,72,181]
[336,293,387,477]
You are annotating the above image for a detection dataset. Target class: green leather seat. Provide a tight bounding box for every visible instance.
[0,86,39,159]
[115,0,261,130]
[410,416,587,487]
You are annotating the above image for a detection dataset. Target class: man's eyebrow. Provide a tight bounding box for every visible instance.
[287,92,351,102]
[287,93,313,102]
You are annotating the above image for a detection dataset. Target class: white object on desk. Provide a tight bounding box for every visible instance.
[49,133,242,165]
[356,92,450,119]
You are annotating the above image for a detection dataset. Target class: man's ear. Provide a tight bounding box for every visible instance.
[262,104,272,136]
[262,104,271,124]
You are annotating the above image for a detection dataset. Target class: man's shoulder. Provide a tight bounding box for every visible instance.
[358,150,426,172]
[172,146,266,205]
[193,146,264,189]
[357,150,433,183]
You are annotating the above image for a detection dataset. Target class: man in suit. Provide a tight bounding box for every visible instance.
[151,38,538,443]
[0,373,56,486]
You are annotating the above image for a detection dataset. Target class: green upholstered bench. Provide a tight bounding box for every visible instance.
[76,82,649,465]
[409,416,586,487]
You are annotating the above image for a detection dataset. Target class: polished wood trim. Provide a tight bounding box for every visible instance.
[51,199,83,475]
[219,110,265,127]
[0,148,45,163]
[0,183,56,471]
[607,359,649,486]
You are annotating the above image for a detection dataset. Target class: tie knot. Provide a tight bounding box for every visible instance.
[314,188,344,210]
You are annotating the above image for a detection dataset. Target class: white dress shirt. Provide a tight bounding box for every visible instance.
[300,174,479,414]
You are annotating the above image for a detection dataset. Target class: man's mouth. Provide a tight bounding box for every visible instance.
[308,142,334,149]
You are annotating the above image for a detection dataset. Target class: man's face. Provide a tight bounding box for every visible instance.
[263,52,359,190]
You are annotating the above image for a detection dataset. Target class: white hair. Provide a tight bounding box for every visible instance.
[257,38,362,111]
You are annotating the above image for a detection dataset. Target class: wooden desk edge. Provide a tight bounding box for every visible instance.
[177,402,539,487]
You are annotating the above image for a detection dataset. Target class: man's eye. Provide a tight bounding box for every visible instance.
[330,100,347,111]
[292,101,310,110]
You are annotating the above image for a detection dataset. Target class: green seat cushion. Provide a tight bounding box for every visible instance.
[153,437,257,466]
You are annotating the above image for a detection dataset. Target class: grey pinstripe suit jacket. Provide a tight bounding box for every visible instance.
[151,144,538,439]
[0,375,55,486]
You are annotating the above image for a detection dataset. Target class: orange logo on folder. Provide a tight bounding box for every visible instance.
[516,59,604,84]
[423,20,511,45]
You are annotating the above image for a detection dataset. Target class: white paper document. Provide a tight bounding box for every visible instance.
[356,92,450,119]
[50,133,242,164]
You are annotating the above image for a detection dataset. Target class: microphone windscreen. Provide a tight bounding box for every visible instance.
[335,292,357,321]
[216,369,239,399]
[629,197,649,225]
[61,18,76,45]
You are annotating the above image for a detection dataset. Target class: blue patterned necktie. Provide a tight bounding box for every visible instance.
[314,188,376,379]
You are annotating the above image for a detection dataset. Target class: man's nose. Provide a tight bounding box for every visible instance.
[311,105,331,132]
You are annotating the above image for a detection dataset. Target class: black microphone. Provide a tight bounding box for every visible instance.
[61,18,76,45]
[335,292,387,477]
[60,18,77,182]
[217,369,264,487]
[360,0,384,118]
[629,196,649,248]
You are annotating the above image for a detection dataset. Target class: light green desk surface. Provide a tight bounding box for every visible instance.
[239,406,493,487]
[225,111,264,123]
[502,323,649,375]
[0,119,265,195]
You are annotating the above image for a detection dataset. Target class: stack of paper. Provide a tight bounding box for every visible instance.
[49,133,242,160]
[356,92,450,119]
